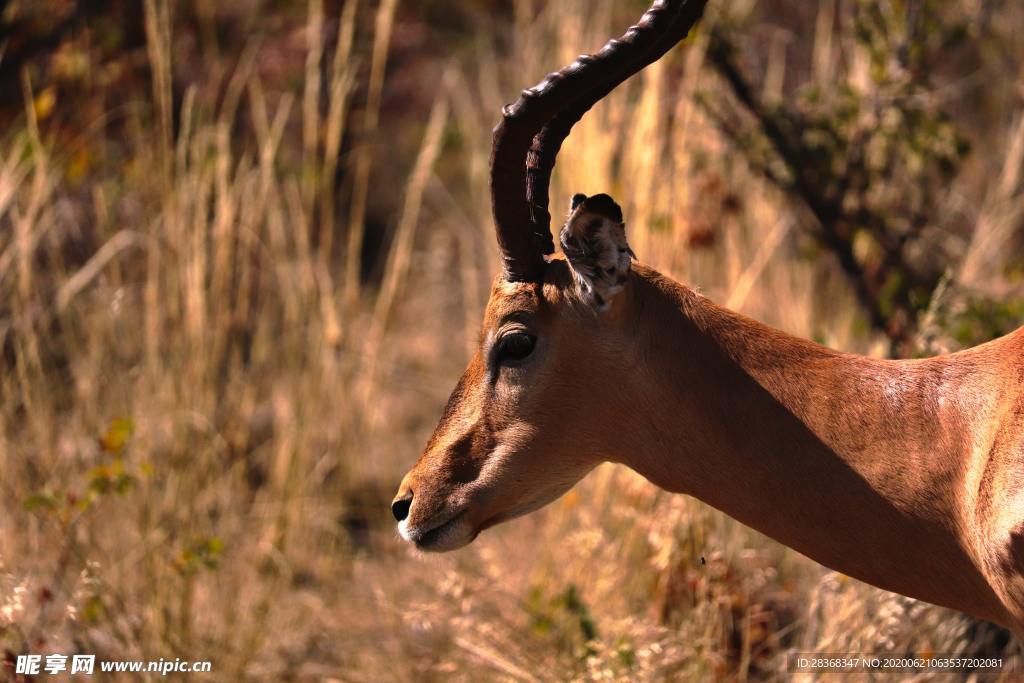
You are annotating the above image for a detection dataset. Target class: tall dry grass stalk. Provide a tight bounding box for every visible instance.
[344,0,398,320]
[359,75,452,416]
[961,113,1024,289]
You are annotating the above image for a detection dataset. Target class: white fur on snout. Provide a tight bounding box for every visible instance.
[398,513,474,552]
[397,492,476,551]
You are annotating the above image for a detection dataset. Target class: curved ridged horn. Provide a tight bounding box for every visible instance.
[490,0,708,282]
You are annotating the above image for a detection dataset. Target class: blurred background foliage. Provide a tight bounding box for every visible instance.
[1,0,1023,680]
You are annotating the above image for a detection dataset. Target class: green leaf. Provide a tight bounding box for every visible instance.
[99,417,135,455]
[24,493,57,511]
[82,594,105,623]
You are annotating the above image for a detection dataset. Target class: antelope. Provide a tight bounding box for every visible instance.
[391,0,1024,635]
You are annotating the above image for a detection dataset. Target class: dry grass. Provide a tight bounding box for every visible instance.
[1,0,1023,680]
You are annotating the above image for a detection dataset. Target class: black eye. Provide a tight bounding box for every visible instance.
[496,332,537,364]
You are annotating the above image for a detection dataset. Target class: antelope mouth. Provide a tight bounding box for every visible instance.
[400,510,475,552]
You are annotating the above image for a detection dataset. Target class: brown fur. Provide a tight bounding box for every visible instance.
[395,258,1024,635]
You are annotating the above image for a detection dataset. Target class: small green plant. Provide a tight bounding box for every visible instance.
[526,582,599,663]
[24,417,146,523]
[173,537,225,576]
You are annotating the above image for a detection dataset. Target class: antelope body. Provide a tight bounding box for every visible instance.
[391,0,1024,635]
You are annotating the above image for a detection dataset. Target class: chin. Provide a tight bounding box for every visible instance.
[397,487,574,553]
[398,512,478,552]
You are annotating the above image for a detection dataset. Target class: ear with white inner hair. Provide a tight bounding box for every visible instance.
[559,193,634,311]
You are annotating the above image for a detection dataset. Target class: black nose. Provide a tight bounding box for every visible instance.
[391,494,412,522]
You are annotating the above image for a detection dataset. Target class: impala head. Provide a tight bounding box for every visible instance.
[392,0,707,551]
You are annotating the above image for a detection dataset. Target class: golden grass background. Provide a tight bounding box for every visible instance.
[2,0,1023,679]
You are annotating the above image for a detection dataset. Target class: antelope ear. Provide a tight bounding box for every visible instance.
[559,193,634,311]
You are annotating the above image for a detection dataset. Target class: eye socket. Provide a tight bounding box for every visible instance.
[496,332,537,365]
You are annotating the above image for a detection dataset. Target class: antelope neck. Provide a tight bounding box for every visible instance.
[611,264,1012,625]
